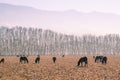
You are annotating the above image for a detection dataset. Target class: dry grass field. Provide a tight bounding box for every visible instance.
[0,55,120,80]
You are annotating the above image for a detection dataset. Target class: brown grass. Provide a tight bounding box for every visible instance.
[0,55,120,80]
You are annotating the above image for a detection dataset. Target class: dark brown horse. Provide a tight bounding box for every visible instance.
[52,57,56,63]
[35,56,40,63]
[20,56,28,63]
[0,58,4,64]
[77,56,88,67]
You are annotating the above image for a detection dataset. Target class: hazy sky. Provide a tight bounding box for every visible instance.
[0,0,120,35]
[0,0,120,15]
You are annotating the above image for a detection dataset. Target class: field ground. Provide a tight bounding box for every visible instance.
[0,55,120,80]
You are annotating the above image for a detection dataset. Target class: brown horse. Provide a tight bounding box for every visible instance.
[52,57,56,63]
[20,56,28,63]
[0,58,4,64]
[35,56,40,63]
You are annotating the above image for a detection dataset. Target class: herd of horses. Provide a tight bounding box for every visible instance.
[77,56,107,67]
[0,55,107,67]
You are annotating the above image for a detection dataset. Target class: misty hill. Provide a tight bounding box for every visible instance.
[0,3,120,35]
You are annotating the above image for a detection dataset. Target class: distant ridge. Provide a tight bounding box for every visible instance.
[0,3,120,35]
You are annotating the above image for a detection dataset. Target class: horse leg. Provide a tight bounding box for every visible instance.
[105,60,107,64]
[20,59,22,63]
[37,60,39,63]
[2,60,4,63]
[85,61,88,67]
[77,60,80,66]
[81,62,83,67]
[27,59,28,63]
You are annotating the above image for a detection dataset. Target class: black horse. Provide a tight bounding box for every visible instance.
[52,57,56,63]
[77,56,88,67]
[101,56,107,64]
[35,56,40,63]
[20,56,28,63]
[95,56,104,63]
[95,56,107,64]
[0,58,4,64]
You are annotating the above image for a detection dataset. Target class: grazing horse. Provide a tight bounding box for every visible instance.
[35,56,40,63]
[0,58,4,64]
[77,56,88,67]
[101,56,107,64]
[20,56,28,63]
[95,56,103,63]
[62,55,65,57]
[52,57,56,63]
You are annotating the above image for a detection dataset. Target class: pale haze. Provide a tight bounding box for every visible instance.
[0,0,120,35]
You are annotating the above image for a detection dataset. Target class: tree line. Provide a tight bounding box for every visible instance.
[0,26,120,56]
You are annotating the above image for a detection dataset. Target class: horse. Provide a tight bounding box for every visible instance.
[20,56,28,63]
[52,57,56,63]
[62,55,65,57]
[77,56,88,67]
[35,56,40,63]
[101,56,107,64]
[0,58,4,64]
[95,56,104,63]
